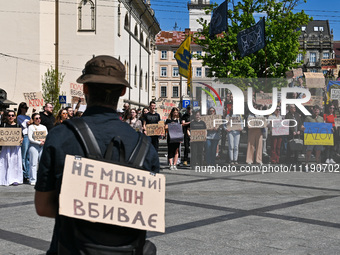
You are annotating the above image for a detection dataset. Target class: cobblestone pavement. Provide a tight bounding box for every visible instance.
[1,158,340,254]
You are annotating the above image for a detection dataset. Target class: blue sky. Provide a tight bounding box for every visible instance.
[151,0,340,41]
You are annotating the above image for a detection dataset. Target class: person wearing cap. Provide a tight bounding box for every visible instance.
[34,55,159,254]
[302,105,324,165]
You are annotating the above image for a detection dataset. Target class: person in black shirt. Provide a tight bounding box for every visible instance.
[143,101,161,151]
[181,106,191,166]
[190,111,207,168]
[40,103,55,131]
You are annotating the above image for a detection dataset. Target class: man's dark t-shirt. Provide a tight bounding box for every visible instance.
[144,112,160,126]
[40,111,55,131]
[35,106,160,254]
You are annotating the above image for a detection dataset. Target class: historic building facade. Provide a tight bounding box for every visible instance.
[0,0,160,111]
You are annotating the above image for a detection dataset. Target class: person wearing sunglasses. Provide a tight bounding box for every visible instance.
[0,110,23,186]
[324,104,337,164]
[54,108,68,126]
[28,113,48,185]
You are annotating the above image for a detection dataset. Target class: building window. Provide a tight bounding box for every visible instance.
[140,70,143,90]
[134,65,137,87]
[205,67,211,77]
[296,53,303,62]
[161,51,167,59]
[124,14,129,29]
[145,73,148,91]
[134,25,138,37]
[301,26,306,31]
[161,67,167,77]
[196,67,202,77]
[319,27,324,32]
[78,0,95,31]
[310,53,316,63]
[173,51,176,59]
[140,31,143,42]
[313,27,319,32]
[173,67,179,77]
[323,52,329,59]
[196,51,202,57]
[161,86,167,97]
[172,86,179,98]
[145,39,149,50]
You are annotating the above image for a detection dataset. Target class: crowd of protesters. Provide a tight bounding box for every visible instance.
[0,102,81,186]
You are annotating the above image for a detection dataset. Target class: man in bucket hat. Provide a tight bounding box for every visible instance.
[34,55,159,254]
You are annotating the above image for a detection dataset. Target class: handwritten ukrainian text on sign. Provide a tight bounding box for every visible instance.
[70,83,84,98]
[59,155,166,233]
[335,118,340,127]
[191,129,206,142]
[331,89,340,100]
[304,72,325,88]
[255,93,272,105]
[0,128,22,146]
[304,122,333,145]
[271,119,289,136]
[247,116,267,128]
[155,100,178,121]
[146,121,164,136]
[227,116,243,131]
[200,115,222,130]
[33,131,47,141]
[23,92,44,108]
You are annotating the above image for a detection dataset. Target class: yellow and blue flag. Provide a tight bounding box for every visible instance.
[304,122,334,146]
[175,35,192,79]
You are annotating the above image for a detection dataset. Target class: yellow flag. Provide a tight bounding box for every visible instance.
[175,35,192,78]
[187,61,192,89]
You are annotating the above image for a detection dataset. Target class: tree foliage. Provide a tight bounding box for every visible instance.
[194,0,311,90]
[41,67,65,115]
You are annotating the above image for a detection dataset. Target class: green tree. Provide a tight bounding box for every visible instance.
[41,67,65,115]
[194,0,311,91]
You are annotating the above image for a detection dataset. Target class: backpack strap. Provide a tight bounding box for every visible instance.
[63,118,102,160]
[127,133,150,168]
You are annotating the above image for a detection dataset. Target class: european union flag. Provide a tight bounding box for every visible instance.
[209,0,228,38]
[175,35,192,78]
[237,17,266,57]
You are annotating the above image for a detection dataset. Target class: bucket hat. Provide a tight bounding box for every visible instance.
[76,55,131,88]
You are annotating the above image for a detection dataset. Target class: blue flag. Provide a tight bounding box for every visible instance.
[209,1,228,38]
[237,18,266,57]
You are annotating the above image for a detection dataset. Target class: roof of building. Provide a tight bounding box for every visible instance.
[303,20,331,36]
[155,30,204,46]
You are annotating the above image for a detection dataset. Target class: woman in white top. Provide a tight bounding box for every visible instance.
[0,110,23,186]
[28,113,48,185]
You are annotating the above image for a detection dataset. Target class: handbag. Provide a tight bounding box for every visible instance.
[288,137,303,152]
[168,122,184,143]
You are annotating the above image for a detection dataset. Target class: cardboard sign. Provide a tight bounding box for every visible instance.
[335,118,340,127]
[200,115,222,130]
[302,95,323,107]
[70,83,84,98]
[304,72,325,88]
[146,121,164,136]
[59,155,166,233]
[256,93,272,105]
[33,131,47,141]
[191,129,206,142]
[155,100,179,121]
[331,89,340,100]
[293,68,303,78]
[226,116,243,131]
[247,116,267,128]
[0,128,22,146]
[23,92,44,108]
[304,122,333,145]
[271,120,289,136]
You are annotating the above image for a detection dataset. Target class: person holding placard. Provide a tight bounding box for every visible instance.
[28,113,48,185]
[323,104,337,163]
[246,106,264,165]
[205,107,221,166]
[268,106,284,164]
[225,110,243,164]
[0,110,23,186]
[190,111,207,168]
[17,102,31,183]
[303,105,324,165]
[143,101,161,151]
[165,107,182,170]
